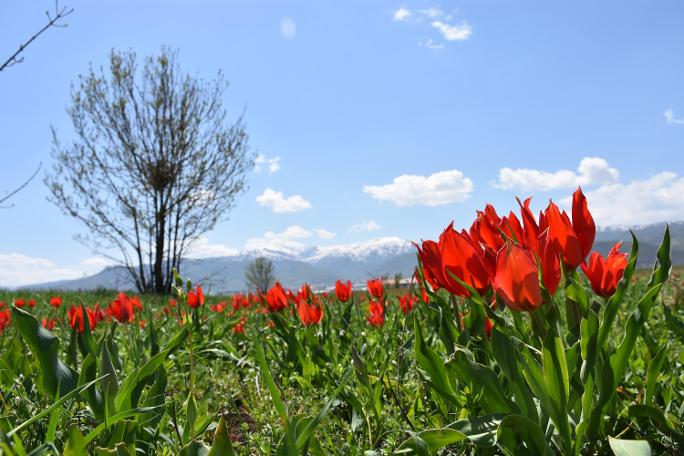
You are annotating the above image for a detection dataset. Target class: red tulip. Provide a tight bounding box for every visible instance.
[500,211,525,245]
[439,225,492,296]
[538,229,561,295]
[581,242,628,297]
[517,197,540,253]
[187,285,205,309]
[415,240,446,291]
[367,278,384,299]
[67,304,100,333]
[107,292,135,323]
[470,204,504,251]
[572,187,596,261]
[368,299,385,327]
[50,296,62,309]
[399,292,417,315]
[265,282,289,312]
[0,309,10,333]
[295,284,323,326]
[14,298,25,308]
[493,243,543,312]
[545,201,584,268]
[28,299,36,308]
[41,317,56,331]
[544,188,595,269]
[335,280,353,302]
[233,316,246,334]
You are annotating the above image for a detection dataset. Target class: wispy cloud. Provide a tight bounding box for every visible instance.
[418,38,444,50]
[256,188,312,213]
[349,220,381,234]
[493,156,619,191]
[364,169,473,206]
[393,7,411,21]
[280,17,296,39]
[431,21,471,41]
[255,154,281,174]
[664,109,684,125]
[392,4,471,47]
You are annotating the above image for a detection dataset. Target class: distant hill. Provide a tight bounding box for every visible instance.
[23,222,683,293]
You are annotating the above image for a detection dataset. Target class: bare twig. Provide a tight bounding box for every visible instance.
[0,1,74,72]
[0,162,42,208]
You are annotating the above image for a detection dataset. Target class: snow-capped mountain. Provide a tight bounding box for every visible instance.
[21,222,684,293]
[23,237,419,293]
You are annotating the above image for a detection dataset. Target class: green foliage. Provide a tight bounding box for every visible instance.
[0,228,682,454]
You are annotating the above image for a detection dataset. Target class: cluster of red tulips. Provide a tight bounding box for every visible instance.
[0,291,149,336]
[417,187,628,312]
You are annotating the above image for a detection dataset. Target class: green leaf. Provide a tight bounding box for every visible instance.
[396,429,468,453]
[11,305,78,396]
[598,233,639,352]
[608,437,651,456]
[413,319,458,405]
[100,338,119,416]
[183,392,198,443]
[491,328,538,421]
[497,414,552,456]
[645,346,667,406]
[178,440,209,456]
[445,348,515,413]
[7,376,104,438]
[63,427,87,455]
[208,415,235,456]
[78,353,104,420]
[114,327,187,412]
[446,414,505,448]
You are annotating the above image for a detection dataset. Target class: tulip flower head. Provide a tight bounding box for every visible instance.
[50,296,62,309]
[367,278,384,299]
[493,243,544,312]
[265,282,289,312]
[581,242,628,297]
[399,292,417,315]
[187,285,205,309]
[335,280,353,302]
[368,299,385,327]
[295,284,323,326]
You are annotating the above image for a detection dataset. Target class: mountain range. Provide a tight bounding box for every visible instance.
[22,222,684,293]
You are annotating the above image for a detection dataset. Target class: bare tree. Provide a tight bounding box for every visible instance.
[245,257,276,293]
[0,1,74,73]
[0,163,41,208]
[46,47,252,293]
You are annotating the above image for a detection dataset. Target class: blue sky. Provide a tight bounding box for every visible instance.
[1,0,683,286]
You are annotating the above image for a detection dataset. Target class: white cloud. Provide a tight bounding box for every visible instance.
[186,236,239,259]
[419,7,444,18]
[418,38,444,50]
[256,188,312,213]
[493,156,620,191]
[244,225,312,253]
[664,109,684,125]
[393,7,411,21]
[81,256,115,271]
[255,154,281,174]
[431,21,471,41]
[0,253,88,288]
[562,172,684,227]
[364,169,473,206]
[349,220,381,233]
[313,228,336,239]
[280,17,296,39]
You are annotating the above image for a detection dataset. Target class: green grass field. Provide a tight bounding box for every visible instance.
[0,260,683,454]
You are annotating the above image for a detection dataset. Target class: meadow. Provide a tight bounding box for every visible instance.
[0,189,683,455]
